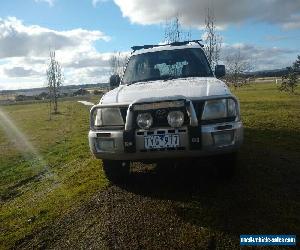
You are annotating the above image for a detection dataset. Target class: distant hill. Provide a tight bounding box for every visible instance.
[0,82,110,96]
[245,68,288,77]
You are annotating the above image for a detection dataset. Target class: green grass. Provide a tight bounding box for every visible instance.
[233,83,300,153]
[0,97,108,249]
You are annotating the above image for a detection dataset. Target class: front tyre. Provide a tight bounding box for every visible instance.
[102,160,130,184]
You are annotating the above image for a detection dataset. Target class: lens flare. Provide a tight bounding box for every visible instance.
[0,108,48,170]
[0,107,66,204]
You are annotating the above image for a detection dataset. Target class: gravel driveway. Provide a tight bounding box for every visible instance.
[15,155,299,250]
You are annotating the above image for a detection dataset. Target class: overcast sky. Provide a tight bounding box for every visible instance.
[0,0,299,90]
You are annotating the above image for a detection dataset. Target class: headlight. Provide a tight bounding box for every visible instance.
[136,113,153,129]
[94,108,124,126]
[227,99,237,117]
[167,111,184,128]
[202,99,237,120]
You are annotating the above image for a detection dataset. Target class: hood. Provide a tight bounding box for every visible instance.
[100,77,231,105]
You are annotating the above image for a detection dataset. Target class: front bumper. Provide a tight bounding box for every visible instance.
[88,121,243,161]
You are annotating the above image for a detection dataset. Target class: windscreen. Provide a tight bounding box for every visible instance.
[122,48,213,85]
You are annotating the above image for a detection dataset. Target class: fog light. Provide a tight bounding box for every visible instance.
[167,111,184,128]
[97,139,114,151]
[213,131,233,146]
[137,113,153,129]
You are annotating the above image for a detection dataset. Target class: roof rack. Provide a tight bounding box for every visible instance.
[131,40,204,52]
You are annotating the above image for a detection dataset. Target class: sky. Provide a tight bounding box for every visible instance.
[0,0,299,90]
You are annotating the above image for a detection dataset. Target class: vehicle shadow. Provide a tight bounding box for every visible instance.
[119,145,299,237]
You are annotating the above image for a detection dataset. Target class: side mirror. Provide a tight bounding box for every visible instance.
[109,74,120,89]
[215,65,226,78]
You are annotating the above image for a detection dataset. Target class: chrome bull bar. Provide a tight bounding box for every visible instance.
[90,96,199,130]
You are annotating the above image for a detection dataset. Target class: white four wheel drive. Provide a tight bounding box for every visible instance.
[89,40,243,183]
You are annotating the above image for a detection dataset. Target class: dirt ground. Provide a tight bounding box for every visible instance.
[14,154,300,249]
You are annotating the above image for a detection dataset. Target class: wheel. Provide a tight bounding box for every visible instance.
[102,160,130,184]
[214,153,237,178]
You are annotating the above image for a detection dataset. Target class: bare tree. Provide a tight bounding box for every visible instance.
[47,51,63,116]
[203,8,222,68]
[109,52,120,75]
[225,49,253,88]
[164,15,191,43]
[109,52,129,76]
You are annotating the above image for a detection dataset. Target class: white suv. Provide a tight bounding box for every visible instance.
[89,40,243,182]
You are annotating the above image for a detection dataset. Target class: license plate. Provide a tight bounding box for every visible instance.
[144,134,180,149]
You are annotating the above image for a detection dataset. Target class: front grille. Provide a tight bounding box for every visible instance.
[136,129,187,136]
